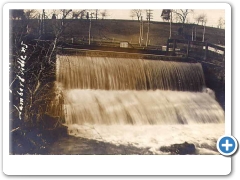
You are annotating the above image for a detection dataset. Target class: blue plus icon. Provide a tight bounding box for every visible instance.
[217,135,238,156]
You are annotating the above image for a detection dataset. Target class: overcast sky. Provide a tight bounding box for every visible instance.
[42,9,225,28]
[106,9,225,27]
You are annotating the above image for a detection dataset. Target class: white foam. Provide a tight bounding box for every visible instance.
[63,89,225,125]
[67,123,224,154]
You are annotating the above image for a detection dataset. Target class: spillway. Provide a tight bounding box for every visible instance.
[51,54,224,154]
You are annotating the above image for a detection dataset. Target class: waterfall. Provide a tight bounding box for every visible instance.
[55,55,224,125]
[56,55,205,91]
[52,54,225,154]
[63,89,224,125]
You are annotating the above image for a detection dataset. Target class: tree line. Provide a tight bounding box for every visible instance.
[10,9,109,20]
[130,9,225,29]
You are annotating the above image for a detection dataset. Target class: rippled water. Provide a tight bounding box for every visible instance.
[66,123,224,155]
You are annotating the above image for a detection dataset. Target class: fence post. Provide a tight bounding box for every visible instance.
[223,49,225,62]
[204,42,208,60]
[173,39,176,54]
[166,39,170,52]
[187,40,190,57]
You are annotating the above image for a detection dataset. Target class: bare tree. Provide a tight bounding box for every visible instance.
[60,9,73,19]
[195,15,201,25]
[130,9,142,21]
[9,9,80,154]
[80,10,86,19]
[10,9,25,20]
[172,9,193,25]
[217,17,225,29]
[72,10,80,19]
[72,9,86,19]
[49,9,72,20]
[130,12,134,20]
[172,12,181,23]
[84,9,98,20]
[195,13,207,26]
[24,9,39,19]
[10,9,75,127]
[100,10,108,19]
[95,9,99,20]
[46,9,58,19]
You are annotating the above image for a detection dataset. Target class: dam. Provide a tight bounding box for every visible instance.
[48,52,225,154]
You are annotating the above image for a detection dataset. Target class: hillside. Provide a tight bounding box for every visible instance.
[11,19,225,47]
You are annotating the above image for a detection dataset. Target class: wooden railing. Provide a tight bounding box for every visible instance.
[59,36,163,50]
[58,37,225,63]
[166,39,225,62]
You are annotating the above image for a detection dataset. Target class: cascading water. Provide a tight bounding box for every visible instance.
[63,89,224,125]
[56,56,205,91]
[54,55,224,154]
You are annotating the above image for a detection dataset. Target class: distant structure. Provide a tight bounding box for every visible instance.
[52,14,56,19]
[161,9,171,21]
[120,42,129,48]
[161,9,172,38]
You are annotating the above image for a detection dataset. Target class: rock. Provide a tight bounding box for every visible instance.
[202,87,216,99]
[160,142,196,155]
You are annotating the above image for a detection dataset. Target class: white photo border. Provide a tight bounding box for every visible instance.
[3,2,231,175]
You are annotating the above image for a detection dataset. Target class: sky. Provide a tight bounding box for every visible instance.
[106,9,225,28]
[41,9,224,28]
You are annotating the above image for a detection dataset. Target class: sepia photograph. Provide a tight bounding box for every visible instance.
[8,6,226,156]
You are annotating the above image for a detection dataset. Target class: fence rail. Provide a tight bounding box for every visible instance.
[166,39,225,61]
[58,37,225,63]
[59,36,163,50]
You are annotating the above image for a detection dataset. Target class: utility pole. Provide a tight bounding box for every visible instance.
[194,27,197,41]
[146,19,149,47]
[145,9,153,47]
[38,13,41,35]
[41,9,45,35]
[88,12,93,45]
[202,22,206,42]
[169,10,172,39]
[95,9,98,20]
[192,26,194,41]
[139,16,143,46]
